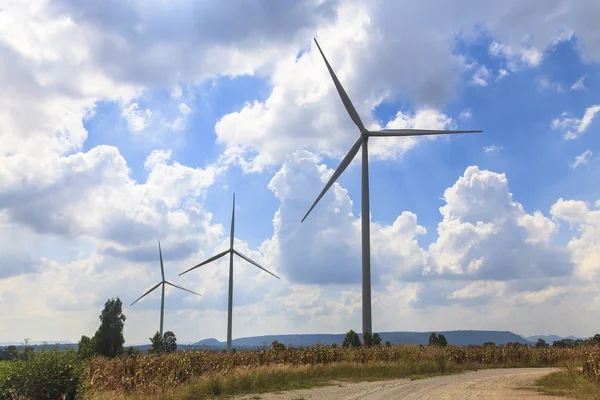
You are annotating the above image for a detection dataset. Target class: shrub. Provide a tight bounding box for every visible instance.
[0,346,84,399]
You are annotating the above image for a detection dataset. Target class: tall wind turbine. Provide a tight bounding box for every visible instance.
[302,38,482,341]
[179,193,280,353]
[130,242,201,336]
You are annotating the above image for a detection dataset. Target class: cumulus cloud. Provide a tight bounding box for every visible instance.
[4,0,600,343]
[551,105,600,140]
[551,199,600,281]
[122,102,152,132]
[427,166,570,281]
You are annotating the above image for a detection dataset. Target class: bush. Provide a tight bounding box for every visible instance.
[0,346,84,399]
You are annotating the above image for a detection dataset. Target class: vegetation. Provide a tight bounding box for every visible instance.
[535,367,600,399]
[3,296,600,399]
[93,297,126,358]
[0,346,83,399]
[342,330,362,348]
[428,332,448,347]
[150,331,164,354]
[83,343,599,396]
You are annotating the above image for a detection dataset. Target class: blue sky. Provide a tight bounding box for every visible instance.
[1,0,600,344]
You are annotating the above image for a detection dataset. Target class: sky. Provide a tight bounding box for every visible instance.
[1,0,600,345]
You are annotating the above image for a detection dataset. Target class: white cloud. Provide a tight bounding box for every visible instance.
[427,166,569,280]
[4,0,600,343]
[459,109,472,119]
[472,65,491,86]
[551,105,600,140]
[489,41,543,70]
[536,75,564,92]
[484,145,503,153]
[571,149,593,169]
[571,75,586,91]
[122,102,152,132]
[551,199,600,281]
[448,281,506,300]
[497,69,509,80]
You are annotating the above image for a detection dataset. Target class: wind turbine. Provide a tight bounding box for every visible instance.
[302,38,482,341]
[130,242,201,336]
[179,193,280,353]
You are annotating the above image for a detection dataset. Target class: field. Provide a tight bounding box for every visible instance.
[84,344,600,398]
[2,344,600,399]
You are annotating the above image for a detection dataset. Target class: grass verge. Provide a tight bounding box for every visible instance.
[84,360,461,399]
[533,367,600,400]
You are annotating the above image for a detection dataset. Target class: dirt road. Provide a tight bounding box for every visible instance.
[236,368,566,399]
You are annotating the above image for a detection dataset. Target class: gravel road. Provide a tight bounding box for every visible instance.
[235,368,567,399]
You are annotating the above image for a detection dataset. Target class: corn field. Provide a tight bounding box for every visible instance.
[86,344,597,393]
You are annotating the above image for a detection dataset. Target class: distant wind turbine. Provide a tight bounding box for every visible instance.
[179,193,280,353]
[130,242,201,336]
[302,38,482,341]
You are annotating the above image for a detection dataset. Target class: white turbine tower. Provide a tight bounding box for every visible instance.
[179,193,280,353]
[302,38,482,342]
[130,242,201,336]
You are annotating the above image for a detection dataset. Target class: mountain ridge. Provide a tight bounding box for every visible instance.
[194,330,533,348]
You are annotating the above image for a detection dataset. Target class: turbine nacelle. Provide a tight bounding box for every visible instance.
[301,38,483,224]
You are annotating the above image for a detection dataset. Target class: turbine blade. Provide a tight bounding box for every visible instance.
[369,129,482,137]
[164,281,202,297]
[130,282,162,306]
[233,249,280,279]
[179,249,230,276]
[313,38,365,132]
[230,193,235,250]
[301,136,363,222]
[158,241,165,281]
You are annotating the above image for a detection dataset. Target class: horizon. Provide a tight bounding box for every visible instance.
[0,329,588,347]
[1,0,600,345]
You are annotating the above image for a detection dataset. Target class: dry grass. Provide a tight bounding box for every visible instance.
[533,365,600,400]
[84,361,458,400]
[82,344,600,399]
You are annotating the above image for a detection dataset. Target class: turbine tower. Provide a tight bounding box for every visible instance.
[130,242,201,336]
[302,38,482,341]
[180,193,280,353]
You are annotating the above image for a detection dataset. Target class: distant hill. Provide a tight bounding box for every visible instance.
[523,335,583,343]
[194,330,533,348]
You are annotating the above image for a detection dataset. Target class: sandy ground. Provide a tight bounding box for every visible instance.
[235,368,567,399]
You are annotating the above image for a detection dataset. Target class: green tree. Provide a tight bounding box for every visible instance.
[163,331,177,353]
[585,334,600,346]
[428,332,447,347]
[77,335,96,359]
[342,330,361,348]
[93,297,126,357]
[271,340,286,351]
[428,332,439,346]
[363,331,372,347]
[385,341,391,347]
[372,333,382,346]
[437,334,448,347]
[535,338,549,348]
[6,345,19,360]
[149,331,163,354]
[483,342,496,347]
